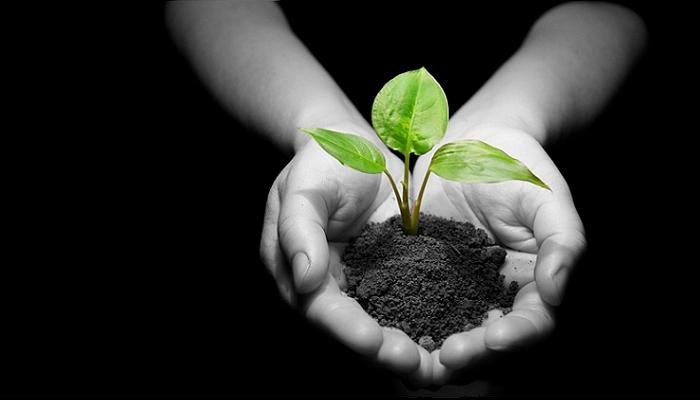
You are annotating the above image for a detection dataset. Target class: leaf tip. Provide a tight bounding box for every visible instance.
[417,66,432,78]
[532,175,552,191]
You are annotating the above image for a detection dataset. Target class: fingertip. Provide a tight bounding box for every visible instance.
[484,315,538,351]
[494,281,555,349]
[278,193,331,293]
[534,251,563,306]
[440,328,487,370]
[293,250,332,293]
[550,267,571,306]
[378,328,421,374]
[536,232,586,306]
[350,318,384,356]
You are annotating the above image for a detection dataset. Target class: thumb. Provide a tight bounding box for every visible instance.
[278,190,330,293]
[535,230,586,306]
[530,195,586,306]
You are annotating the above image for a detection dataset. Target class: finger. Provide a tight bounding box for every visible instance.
[303,274,383,357]
[260,180,295,305]
[431,349,452,386]
[484,281,554,350]
[278,190,331,293]
[535,229,586,306]
[404,345,433,388]
[439,327,490,370]
[377,328,421,375]
[531,199,586,306]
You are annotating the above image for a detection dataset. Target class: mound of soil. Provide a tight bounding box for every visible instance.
[343,214,518,351]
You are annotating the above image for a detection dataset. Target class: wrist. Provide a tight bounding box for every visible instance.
[444,99,549,145]
[440,123,544,163]
[446,118,547,145]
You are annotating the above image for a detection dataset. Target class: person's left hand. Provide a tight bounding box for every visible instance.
[411,125,586,384]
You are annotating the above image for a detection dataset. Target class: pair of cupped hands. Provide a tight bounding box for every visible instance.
[261,118,585,386]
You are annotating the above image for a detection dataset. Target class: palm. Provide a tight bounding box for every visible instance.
[422,178,542,251]
[285,144,392,241]
[412,127,585,383]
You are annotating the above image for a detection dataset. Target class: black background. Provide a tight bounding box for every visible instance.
[5,1,696,396]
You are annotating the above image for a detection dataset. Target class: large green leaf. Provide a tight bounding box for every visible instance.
[302,128,386,174]
[429,140,550,189]
[371,67,448,156]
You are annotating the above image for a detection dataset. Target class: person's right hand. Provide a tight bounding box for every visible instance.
[260,120,435,386]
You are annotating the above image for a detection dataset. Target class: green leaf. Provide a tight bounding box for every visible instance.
[429,140,550,189]
[301,128,386,174]
[371,67,448,156]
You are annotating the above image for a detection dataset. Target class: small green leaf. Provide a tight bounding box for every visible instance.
[429,140,550,189]
[371,67,448,156]
[302,128,386,174]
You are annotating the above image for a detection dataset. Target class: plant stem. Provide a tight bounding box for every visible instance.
[402,152,410,208]
[408,167,432,234]
[384,169,411,229]
[401,152,415,234]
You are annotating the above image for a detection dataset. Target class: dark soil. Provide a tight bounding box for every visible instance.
[343,214,518,352]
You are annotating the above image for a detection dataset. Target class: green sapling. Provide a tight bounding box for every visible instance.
[303,67,549,235]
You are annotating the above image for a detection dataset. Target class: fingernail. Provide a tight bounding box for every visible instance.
[538,249,564,306]
[292,252,311,291]
[550,267,569,306]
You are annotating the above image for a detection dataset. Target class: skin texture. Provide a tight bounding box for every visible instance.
[166,1,646,387]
